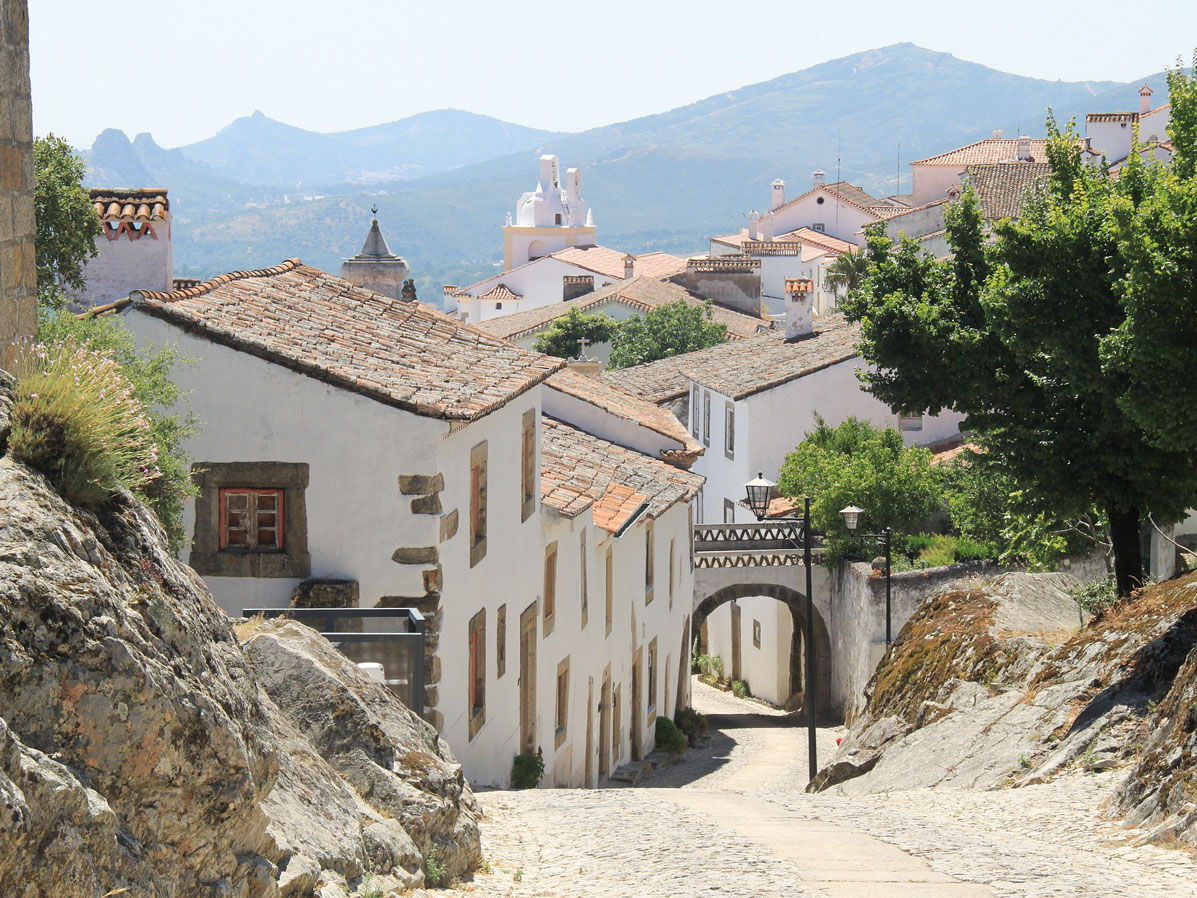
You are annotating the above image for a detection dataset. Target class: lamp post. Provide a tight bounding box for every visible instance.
[744,474,818,781]
[840,507,893,645]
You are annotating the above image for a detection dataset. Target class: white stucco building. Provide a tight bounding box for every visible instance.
[502,154,597,270]
[65,188,172,307]
[115,259,702,788]
[1085,85,1173,172]
[606,282,965,706]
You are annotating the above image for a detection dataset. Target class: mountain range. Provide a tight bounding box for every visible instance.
[82,43,1170,302]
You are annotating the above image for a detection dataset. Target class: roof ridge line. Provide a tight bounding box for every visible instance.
[134,258,304,303]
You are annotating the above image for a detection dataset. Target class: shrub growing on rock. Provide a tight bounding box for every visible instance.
[654,716,687,755]
[9,337,159,505]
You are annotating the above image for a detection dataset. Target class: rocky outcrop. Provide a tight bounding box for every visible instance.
[813,571,1197,795]
[0,389,481,897]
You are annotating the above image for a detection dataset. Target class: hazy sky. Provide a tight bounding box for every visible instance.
[30,0,1197,149]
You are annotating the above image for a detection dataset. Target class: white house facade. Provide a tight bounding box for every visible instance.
[117,260,702,788]
[502,155,596,270]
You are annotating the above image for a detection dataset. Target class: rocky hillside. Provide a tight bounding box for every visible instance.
[0,377,480,896]
[814,571,1197,805]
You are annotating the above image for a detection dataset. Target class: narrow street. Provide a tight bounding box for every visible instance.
[446,681,1197,897]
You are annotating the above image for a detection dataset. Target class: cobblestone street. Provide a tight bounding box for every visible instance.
[442,681,1197,897]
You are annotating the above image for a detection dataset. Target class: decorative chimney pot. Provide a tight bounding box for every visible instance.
[784,278,814,340]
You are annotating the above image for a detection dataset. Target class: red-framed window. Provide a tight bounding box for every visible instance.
[219,488,283,551]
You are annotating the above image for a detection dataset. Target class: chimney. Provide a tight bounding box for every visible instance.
[623,254,635,279]
[771,178,786,210]
[759,212,775,242]
[1017,135,1031,162]
[562,274,594,301]
[748,210,760,240]
[784,278,814,340]
[993,129,1003,139]
[1139,84,1153,116]
[812,169,826,188]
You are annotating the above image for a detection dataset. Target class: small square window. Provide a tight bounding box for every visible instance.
[219,489,283,551]
[753,619,762,648]
[899,412,923,432]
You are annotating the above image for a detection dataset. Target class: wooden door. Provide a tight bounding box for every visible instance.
[631,647,643,760]
[598,672,610,779]
[731,601,742,683]
[585,682,594,787]
[519,602,538,754]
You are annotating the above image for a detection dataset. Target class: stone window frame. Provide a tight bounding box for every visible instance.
[898,412,924,432]
[468,608,486,740]
[647,637,658,718]
[690,384,700,437]
[644,520,655,604]
[520,409,536,522]
[469,441,488,568]
[724,400,735,460]
[190,462,310,579]
[604,547,613,638]
[753,619,762,648]
[543,540,558,637]
[702,392,711,447]
[723,497,736,524]
[579,530,588,629]
[497,603,507,679]
[554,654,570,749]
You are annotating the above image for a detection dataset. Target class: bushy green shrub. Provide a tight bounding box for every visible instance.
[1069,579,1119,615]
[694,654,724,681]
[731,679,751,699]
[953,536,995,562]
[674,706,707,745]
[900,532,937,557]
[654,715,687,755]
[424,846,447,888]
[9,338,160,506]
[510,752,545,789]
[917,535,959,568]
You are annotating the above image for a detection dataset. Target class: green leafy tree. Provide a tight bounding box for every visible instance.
[531,308,617,358]
[39,308,199,552]
[33,134,99,307]
[823,250,870,296]
[777,416,943,563]
[842,97,1197,594]
[1101,55,1197,452]
[607,300,728,370]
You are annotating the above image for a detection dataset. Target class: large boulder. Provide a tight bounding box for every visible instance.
[0,378,481,897]
[813,571,1197,794]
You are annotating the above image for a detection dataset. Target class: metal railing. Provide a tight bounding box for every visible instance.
[243,607,426,716]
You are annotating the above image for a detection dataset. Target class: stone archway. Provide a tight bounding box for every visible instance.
[692,582,833,720]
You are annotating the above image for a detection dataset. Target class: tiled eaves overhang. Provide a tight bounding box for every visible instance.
[126,259,565,423]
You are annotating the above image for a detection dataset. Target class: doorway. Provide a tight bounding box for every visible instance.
[585,681,595,787]
[519,601,538,754]
[598,669,610,779]
[631,646,643,760]
[730,601,742,682]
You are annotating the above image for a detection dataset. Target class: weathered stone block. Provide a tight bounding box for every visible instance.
[426,654,441,685]
[411,493,442,515]
[398,473,444,495]
[424,708,444,733]
[423,685,438,708]
[422,565,442,593]
[391,545,438,565]
[290,578,359,608]
[439,508,459,542]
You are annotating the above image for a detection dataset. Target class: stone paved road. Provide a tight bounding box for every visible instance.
[441,681,1197,898]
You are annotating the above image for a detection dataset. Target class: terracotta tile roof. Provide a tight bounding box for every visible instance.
[90,188,168,222]
[546,368,703,461]
[540,416,704,531]
[1086,112,1138,123]
[714,227,855,256]
[131,259,562,421]
[479,284,521,302]
[770,180,884,217]
[549,245,687,280]
[966,163,1050,221]
[593,483,650,533]
[930,440,979,467]
[604,314,859,403]
[911,138,1048,167]
[475,275,768,343]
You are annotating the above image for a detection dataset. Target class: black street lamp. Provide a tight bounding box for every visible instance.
[840,506,894,645]
[744,474,818,782]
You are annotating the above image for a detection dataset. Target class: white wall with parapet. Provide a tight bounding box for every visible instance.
[68,223,173,307]
[910,166,968,207]
[457,255,615,325]
[771,190,875,245]
[704,596,792,704]
[123,310,447,614]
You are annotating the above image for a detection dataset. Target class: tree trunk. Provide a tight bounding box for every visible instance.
[1108,505,1144,596]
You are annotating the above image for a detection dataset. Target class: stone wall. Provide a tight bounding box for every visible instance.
[0,0,36,372]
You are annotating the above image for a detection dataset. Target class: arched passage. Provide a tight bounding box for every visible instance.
[692,582,832,720]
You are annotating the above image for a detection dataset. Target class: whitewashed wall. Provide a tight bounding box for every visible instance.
[458,256,617,324]
[704,596,792,704]
[68,223,173,307]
